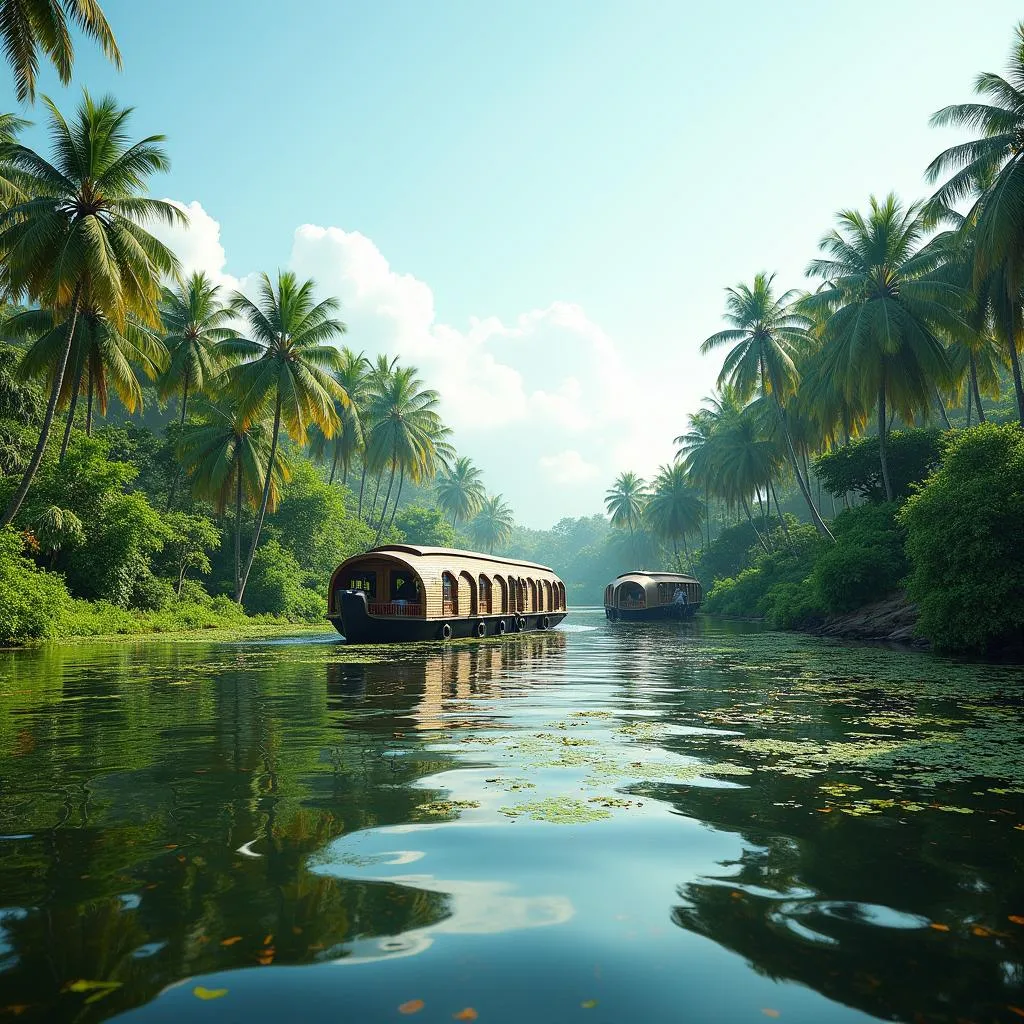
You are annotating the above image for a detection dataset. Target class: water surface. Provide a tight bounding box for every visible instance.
[0,610,1022,1022]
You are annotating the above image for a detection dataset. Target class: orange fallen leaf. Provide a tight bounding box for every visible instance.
[219,936,243,947]
[399,1000,425,1015]
[1015,825,1024,831]
[164,844,177,850]
[929,923,949,932]
[453,1011,478,1021]
[263,934,273,945]
[971,926,992,937]
[1008,1007,1024,1020]
[761,1011,781,1019]
[581,999,598,1009]
[256,954,274,966]
[177,856,186,863]
[193,987,228,1000]
[1009,916,1024,926]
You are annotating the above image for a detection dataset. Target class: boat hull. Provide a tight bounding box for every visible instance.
[604,604,699,622]
[329,590,567,644]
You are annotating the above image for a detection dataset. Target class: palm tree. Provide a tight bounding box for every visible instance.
[307,348,369,486]
[0,93,182,527]
[926,22,1024,423]
[469,494,514,554]
[356,354,398,522]
[605,471,648,565]
[159,272,233,427]
[0,0,120,103]
[363,365,449,543]
[802,194,961,502]
[11,299,166,457]
[0,112,29,208]
[701,272,833,541]
[177,399,290,601]
[436,455,486,529]
[644,462,704,571]
[221,271,347,602]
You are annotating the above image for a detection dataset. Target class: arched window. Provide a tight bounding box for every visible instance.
[442,572,457,615]
[558,583,566,610]
[542,580,552,611]
[479,575,492,614]
[495,575,508,614]
[528,579,537,612]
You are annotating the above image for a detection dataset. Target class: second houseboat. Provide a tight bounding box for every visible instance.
[328,545,568,643]
[604,570,702,621]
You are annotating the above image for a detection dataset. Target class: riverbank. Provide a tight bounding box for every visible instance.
[55,619,335,645]
[808,592,928,649]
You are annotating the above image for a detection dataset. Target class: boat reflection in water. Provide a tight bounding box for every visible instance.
[326,629,567,732]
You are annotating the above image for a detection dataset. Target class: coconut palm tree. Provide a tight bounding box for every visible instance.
[0,0,120,103]
[159,272,233,426]
[307,348,369,486]
[0,112,29,208]
[701,272,833,541]
[356,354,398,522]
[177,399,290,601]
[926,22,1024,423]
[605,471,648,565]
[10,299,166,458]
[220,271,347,602]
[469,494,514,554]
[802,194,962,502]
[0,93,182,527]
[436,455,486,529]
[644,462,705,571]
[363,365,449,543]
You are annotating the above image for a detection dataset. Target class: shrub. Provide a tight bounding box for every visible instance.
[763,582,822,629]
[900,424,1024,655]
[0,528,69,644]
[815,429,943,503]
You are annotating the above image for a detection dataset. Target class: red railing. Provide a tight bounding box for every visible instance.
[620,598,646,609]
[368,602,423,617]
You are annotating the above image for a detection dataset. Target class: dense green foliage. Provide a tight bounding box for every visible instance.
[0,525,68,643]
[901,425,1024,655]
[814,430,943,503]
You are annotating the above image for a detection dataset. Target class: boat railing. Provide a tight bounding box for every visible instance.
[479,597,491,614]
[442,599,456,616]
[620,598,646,609]
[368,601,424,617]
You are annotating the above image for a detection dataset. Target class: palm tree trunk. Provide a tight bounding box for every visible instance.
[1008,295,1024,427]
[237,391,282,604]
[234,464,243,597]
[768,477,791,547]
[934,387,951,429]
[740,495,771,556]
[386,467,405,534]
[772,393,834,542]
[2,285,83,528]
[878,382,894,503]
[357,461,368,520]
[166,381,189,509]
[328,439,340,485]
[374,458,398,544]
[704,481,710,548]
[58,357,85,462]
[970,353,985,424]
[369,472,383,525]
[85,363,94,437]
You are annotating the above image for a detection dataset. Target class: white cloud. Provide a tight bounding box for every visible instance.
[157,206,681,526]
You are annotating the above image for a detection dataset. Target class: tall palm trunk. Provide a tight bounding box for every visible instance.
[386,467,406,534]
[328,440,340,485]
[85,363,94,436]
[374,456,398,544]
[2,284,83,528]
[768,477,791,547]
[59,356,85,462]
[368,472,383,525]
[357,461,368,520]
[234,462,243,598]
[970,353,986,424]
[740,495,771,555]
[704,481,710,548]
[166,380,190,509]
[878,382,894,503]
[1008,292,1024,427]
[934,387,952,429]
[237,391,282,603]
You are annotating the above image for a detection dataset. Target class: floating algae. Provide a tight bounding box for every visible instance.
[499,797,611,823]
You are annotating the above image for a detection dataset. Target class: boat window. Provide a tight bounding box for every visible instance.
[442,572,458,614]
[479,575,491,613]
[390,570,419,602]
[347,571,377,598]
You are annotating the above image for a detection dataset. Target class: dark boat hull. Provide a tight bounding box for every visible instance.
[604,604,699,622]
[329,590,567,644]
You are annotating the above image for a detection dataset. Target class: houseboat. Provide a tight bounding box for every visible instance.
[603,571,702,621]
[328,545,568,643]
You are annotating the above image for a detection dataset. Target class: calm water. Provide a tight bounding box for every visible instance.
[1,610,1023,1023]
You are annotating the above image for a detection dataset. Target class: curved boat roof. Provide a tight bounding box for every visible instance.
[612,570,700,584]
[351,545,558,575]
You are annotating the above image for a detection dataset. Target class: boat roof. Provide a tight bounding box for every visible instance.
[363,545,557,574]
[612,570,700,584]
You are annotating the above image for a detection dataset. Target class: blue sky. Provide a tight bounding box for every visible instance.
[10,1,1023,525]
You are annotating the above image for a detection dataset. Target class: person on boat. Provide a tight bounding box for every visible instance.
[672,587,688,608]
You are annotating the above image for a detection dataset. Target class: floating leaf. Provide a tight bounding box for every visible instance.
[66,980,122,1005]
[581,999,598,1009]
[929,923,950,932]
[1009,916,1024,926]
[453,1010,478,1021]
[761,1011,781,1019]
[193,987,228,1000]
[399,1000,425,1015]
[263,934,273,945]
[219,936,242,947]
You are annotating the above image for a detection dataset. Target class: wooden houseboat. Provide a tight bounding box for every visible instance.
[603,571,702,621]
[328,545,568,643]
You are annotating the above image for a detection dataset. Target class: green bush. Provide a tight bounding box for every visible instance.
[0,528,70,644]
[815,429,943,503]
[900,424,1024,655]
[243,539,325,621]
[763,582,822,629]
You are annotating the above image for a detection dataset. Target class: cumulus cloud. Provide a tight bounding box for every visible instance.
[156,206,681,525]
